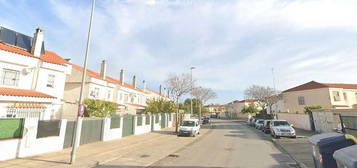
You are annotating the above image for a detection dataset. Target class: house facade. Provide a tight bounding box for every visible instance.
[63,61,168,120]
[282,81,357,114]
[0,27,72,120]
[205,104,226,114]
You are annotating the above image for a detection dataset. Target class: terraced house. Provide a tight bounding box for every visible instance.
[0,27,72,120]
[63,60,169,120]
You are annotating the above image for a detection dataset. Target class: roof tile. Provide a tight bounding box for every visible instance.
[0,87,55,98]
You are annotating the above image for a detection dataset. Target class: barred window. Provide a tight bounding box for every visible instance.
[46,74,55,88]
[1,69,19,86]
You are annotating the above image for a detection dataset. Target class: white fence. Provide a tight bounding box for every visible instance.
[0,113,175,161]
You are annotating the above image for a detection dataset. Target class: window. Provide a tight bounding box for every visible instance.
[90,87,100,98]
[1,69,19,86]
[46,74,55,88]
[298,96,305,105]
[333,91,341,101]
[124,94,128,102]
[343,92,348,101]
[119,93,123,100]
[107,90,111,99]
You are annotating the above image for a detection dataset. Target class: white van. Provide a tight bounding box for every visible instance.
[178,119,200,137]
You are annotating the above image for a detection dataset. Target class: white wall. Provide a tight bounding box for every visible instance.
[17,118,67,157]
[153,115,161,131]
[0,118,67,161]
[134,115,151,135]
[277,113,311,130]
[102,117,123,141]
[168,113,173,128]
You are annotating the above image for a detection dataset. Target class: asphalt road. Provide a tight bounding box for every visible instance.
[150,119,297,168]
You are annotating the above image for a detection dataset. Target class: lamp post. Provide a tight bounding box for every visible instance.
[70,0,96,164]
[190,67,195,115]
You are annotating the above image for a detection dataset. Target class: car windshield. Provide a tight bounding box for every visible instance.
[258,120,264,124]
[273,121,289,126]
[182,121,195,127]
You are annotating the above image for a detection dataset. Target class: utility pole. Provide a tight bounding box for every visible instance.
[70,0,96,164]
[190,67,195,115]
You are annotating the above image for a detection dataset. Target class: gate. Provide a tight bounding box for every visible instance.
[123,114,134,137]
[80,119,103,145]
[63,121,75,148]
[308,112,316,131]
[340,114,357,137]
[161,114,166,128]
[63,119,103,148]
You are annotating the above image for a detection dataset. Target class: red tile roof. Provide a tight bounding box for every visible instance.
[0,87,55,98]
[283,81,357,93]
[71,63,145,92]
[0,42,68,65]
[238,99,256,103]
[40,51,68,65]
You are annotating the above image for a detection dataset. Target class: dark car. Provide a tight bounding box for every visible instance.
[202,117,210,124]
[262,120,271,134]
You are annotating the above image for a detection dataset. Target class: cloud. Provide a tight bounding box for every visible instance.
[1,0,357,104]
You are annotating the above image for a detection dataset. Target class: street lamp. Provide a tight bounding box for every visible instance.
[190,67,195,115]
[70,0,96,164]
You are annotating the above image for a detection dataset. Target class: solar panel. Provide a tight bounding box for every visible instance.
[0,27,16,46]
[16,34,32,51]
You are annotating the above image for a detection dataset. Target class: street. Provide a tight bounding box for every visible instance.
[100,120,297,168]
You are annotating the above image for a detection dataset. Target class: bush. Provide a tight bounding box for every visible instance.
[84,99,117,117]
[304,105,322,114]
[241,104,259,114]
[145,98,176,113]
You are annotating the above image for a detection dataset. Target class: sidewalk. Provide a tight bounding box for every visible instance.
[272,128,317,168]
[0,126,212,168]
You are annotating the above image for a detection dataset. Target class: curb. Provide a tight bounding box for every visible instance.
[271,139,309,168]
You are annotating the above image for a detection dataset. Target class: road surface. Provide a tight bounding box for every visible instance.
[150,119,296,168]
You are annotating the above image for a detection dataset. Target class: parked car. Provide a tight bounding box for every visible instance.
[255,119,265,130]
[178,119,200,137]
[270,120,296,138]
[262,120,272,134]
[202,117,210,124]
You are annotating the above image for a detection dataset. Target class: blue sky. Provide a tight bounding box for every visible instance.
[1,0,357,104]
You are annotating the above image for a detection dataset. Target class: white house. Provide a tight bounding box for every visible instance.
[63,61,169,119]
[0,27,72,120]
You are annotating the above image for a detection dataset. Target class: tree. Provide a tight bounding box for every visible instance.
[304,105,322,114]
[145,98,176,113]
[244,85,278,113]
[191,87,217,120]
[166,73,193,132]
[241,104,259,114]
[183,98,201,114]
[84,99,117,117]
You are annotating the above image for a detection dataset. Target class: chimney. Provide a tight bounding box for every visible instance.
[100,60,107,80]
[159,85,162,95]
[132,75,137,89]
[120,69,124,85]
[143,80,147,91]
[31,28,44,57]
